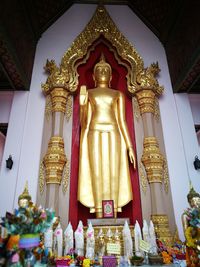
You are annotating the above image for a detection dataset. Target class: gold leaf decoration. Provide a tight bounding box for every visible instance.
[61,5,143,93]
[66,95,73,122]
[62,159,70,194]
[163,158,169,193]
[139,161,148,194]
[45,95,52,121]
[154,97,160,121]
[39,160,45,195]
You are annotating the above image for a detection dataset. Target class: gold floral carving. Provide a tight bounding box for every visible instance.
[43,136,67,185]
[141,137,164,183]
[42,60,69,95]
[62,159,70,193]
[151,214,173,246]
[133,97,140,121]
[66,95,73,122]
[61,5,144,93]
[134,63,164,115]
[136,62,164,94]
[39,160,45,195]
[45,95,52,120]
[139,162,148,194]
[163,158,169,194]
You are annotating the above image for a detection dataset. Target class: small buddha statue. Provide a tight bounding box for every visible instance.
[114,228,121,257]
[97,228,105,257]
[182,184,200,234]
[18,181,32,208]
[106,228,113,244]
[182,182,200,266]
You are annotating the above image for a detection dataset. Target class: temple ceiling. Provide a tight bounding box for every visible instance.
[0,0,200,94]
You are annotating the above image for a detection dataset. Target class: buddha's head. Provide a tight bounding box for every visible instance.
[93,54,112,86]
[187,185,200,208]
[18,181,32,208]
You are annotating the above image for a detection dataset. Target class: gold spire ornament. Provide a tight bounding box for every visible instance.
[18,181,32,208]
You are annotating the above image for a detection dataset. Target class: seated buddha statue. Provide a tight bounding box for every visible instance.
[182,183,200,266]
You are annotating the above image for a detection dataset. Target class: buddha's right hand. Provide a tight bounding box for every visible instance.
[80,85,88,105]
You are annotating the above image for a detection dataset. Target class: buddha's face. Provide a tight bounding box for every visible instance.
[190,196,200,208]
[18,198,29,208]
[94,65,111,84]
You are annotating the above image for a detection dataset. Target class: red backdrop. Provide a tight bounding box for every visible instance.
[69,39,142,228]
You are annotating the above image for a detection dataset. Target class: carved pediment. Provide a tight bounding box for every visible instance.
[61,5,144,93]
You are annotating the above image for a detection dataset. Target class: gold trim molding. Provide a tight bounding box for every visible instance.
[139,161,148,194]
[39,160,45,194]
[62,160,70,194]
[163,158,169,194]
[141,136,164,183]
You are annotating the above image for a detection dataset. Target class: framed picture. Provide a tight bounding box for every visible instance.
[102,200,114,218]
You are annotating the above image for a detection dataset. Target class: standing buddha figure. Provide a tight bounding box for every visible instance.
[78,54,135,218]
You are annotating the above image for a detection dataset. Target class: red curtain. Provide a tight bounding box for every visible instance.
[69,39,142,228]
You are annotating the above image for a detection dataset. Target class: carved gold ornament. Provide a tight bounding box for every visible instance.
[151,214,173,246]
[139,161,148,194]
[39,160,45,194]
[50,88,69,113]
[61,5,143,93]
[136,62,164,94]
[141,136,164,183]
[135,89,156,114]
[42,60,69,94]
[62,159,70,194]
[134,62,164,115]
[43,136,67,184]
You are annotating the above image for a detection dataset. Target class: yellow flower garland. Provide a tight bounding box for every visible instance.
[185,227,197,248]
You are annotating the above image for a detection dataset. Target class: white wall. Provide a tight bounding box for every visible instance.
[0,4,197,240]
[0,91,29,215]
[189,94,200,125]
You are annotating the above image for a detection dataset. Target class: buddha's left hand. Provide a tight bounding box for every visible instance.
[128,147,136,169]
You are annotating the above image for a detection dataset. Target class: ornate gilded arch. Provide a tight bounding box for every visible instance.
[60,5,144,94]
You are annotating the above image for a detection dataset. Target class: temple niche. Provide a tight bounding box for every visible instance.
[37,5,175,244]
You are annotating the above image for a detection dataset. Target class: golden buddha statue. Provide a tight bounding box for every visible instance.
[18,181,32,208]
[182,183,200,266]
[78,54,135,218]
[182,184,200,232]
